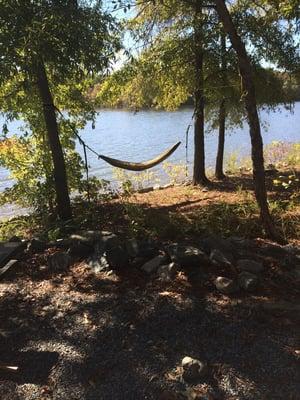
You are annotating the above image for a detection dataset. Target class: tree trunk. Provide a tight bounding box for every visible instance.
[36,61,72,220]
[215,32,226,179]
[214,0,281,241]
[215,98,226,179]
[193,1,210,186]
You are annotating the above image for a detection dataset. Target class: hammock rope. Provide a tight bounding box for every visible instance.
[54,106,183,199]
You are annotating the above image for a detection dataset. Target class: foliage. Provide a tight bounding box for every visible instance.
[264,141,300,168]
[0,1,120,213]
[162,161,188,184]
[113,167,160,192]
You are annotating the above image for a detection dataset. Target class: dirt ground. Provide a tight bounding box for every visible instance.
[0,171,299,399]
[0,242,299,400]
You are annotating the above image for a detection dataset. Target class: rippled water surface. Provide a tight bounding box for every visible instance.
[0,103,299,218]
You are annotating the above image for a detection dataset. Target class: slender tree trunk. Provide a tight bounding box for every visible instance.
[215,32,226,179]
[215,98,226,179]
[193,1,210,186]
[214,0,281,241]
[36,61,72,220]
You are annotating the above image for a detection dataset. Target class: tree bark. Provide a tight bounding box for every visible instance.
[36,61,72,220]
[215,31,226,179]
[214,0,281,241]
[193,1,210,186]
[215,98,226,179]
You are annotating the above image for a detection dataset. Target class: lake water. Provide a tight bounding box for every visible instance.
[0,103,299,218]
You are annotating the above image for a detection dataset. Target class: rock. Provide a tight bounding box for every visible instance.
[228,236,252,250]
[181,356,208,383]
[89,231,128,270]
[238,271,258,291]
[284,266,300,282]
[199,235,234,255]
[281,253,300,270]
[258,242,287,258]
[265,167,278,176]
[214,276,239,294]
[27,238,47,253]
[68,241,94,258]
[138,186,154,193]
[49,238,72,249]
[125,238,158,259]
[8,236,22,242]
[48,252,71,271]
[167,244,209,268]
[88,254,110,273]
[0,241,26,267]
[157,262,178,281]
[237,259,264,273]
[131,256,149,269]
[210,248,233,267]
[283,244,300,256]
[141,254,167,274]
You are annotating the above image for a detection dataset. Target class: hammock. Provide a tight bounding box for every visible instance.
[99,141,181,171]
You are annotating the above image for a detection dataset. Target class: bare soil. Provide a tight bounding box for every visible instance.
[0,170,299,399]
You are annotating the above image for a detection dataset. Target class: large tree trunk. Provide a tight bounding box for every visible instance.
[215,32,226,179]
[36,61,72,220]
[193,1,210,186]
[214,0,281,241]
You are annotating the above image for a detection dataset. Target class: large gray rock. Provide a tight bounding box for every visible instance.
[27,238,47,253]
[199,235,234,255]
[141,254,167,274]
[89,231,128,271]
[0,241,26,267]
[181,356,208,383]
[68,239,94,258]
[210,248,233,267]
[214,276,239,294]
[125,238,158,259]
[238,271,258,291]
[167,244,209,268]
[48,252,71,271]
[237,259,264,273]
[157,262,178,281]
[88,254,110,273]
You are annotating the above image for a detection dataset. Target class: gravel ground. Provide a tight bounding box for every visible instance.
[0,256,299,400]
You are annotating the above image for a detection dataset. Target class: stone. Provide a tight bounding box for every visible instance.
[8,235,22,242]
[199,235,234,256]
[0,259,19,278]
[48,252,71,271]
[210,248,233,267]
[238,271,258,291]
[265,168,278,176]
[0,241,26,267]
[27,238,47,253]
[90,231,128,270]
[281,254,300,270]
[68,241,93,258]
[88,254,110,273]
[181,356,208,383]
[284,266,300,282]
[157,262,178,281]
[141,254,167,274]
[214,276,239,294]
[125,238,158,259]
[237,259,264,273]
[167,244,209,268]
